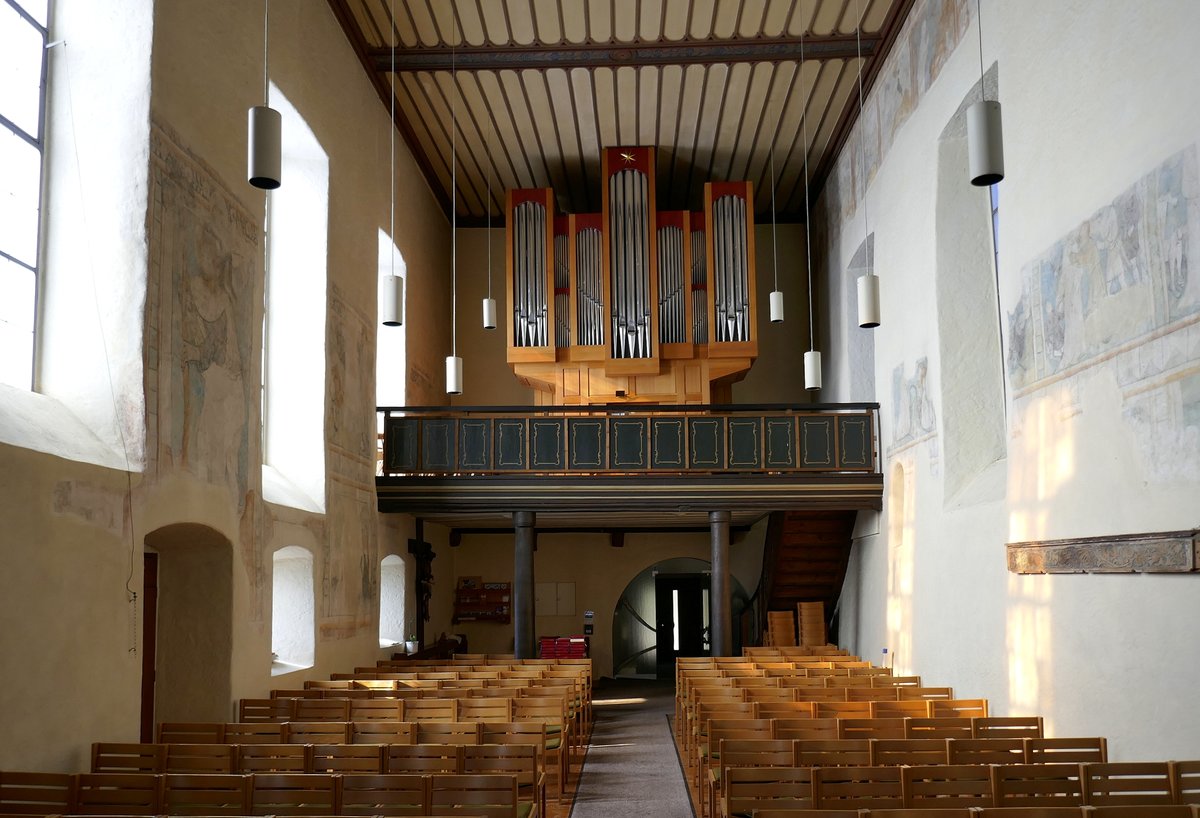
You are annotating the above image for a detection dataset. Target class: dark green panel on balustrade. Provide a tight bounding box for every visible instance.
[494,419,527,471]
[457,419,491,470]
[386,417,420,472]
[610,418,648,469]
[764,416,798,469]
[651,417,686,469]
[799,416,835,468]
[568,418,605,470]
[420,418,456,471]
[838,414,872,469]
[688,417,725,469]
[728,418,762,469]
[530,419,565,470]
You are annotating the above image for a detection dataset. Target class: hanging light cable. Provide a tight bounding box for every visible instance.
[967,0,1004,186]
[768,143,784,323]
[381,0,404,326]
[800,21,821,390]
[445,17,463,395]
[854,0,880,328]
[248,0,281,189]
[482,121,497,330]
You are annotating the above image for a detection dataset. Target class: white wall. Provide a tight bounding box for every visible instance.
[821,0,1200,759]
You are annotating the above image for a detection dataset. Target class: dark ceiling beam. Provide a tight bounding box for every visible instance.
[368,34,881,73]
[808,0,917,208]
[325,0,453,218]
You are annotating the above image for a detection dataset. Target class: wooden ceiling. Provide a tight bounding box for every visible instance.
[328,0,914,224]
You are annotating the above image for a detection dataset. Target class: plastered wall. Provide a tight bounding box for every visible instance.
[820,0,1200,759]
[0,0,449,771]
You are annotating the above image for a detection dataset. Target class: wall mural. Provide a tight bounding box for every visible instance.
[829,0,970,221]
[147,123,256,506]
[1007,146,1200,481]
[889,358,940,473]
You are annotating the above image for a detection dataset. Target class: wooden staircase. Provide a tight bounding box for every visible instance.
[759,510,858,641]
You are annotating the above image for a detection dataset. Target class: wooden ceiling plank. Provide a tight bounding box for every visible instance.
[689,0,717,39]
[520,69,572,202]
[532,0,564,44]
[615,65,639,147]
[593,66,619,151]
[737,0,769,38]
[686,62,728,206]
[782,57,847,211]
[400,71,453,188]
[449,71,499,216]
[569,66,601,210]
[507,0,537,45]
[588,0,611,43]
[456,0,487,46]
[770,58,816,216]
[614,0,638,42]
[354,0,388,48]
[664,0,691,41]
[637,65,659,148]
[705,61,749,185]
[786,0,814,36]
[668,63,708,211]
[478,69,534,190]
[712,0,738,39]
[812,0,846,35]
[730,60,782,200]
[324,0,452,217]
[500,69,553,188]
[477,0,508,44]
[864,0,891,31]
[545,68,589,211]
[794,58,857,210]
[408,0,438,46]
[762,0,794,37]
[562,0,587,42]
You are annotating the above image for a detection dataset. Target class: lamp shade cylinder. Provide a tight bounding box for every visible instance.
[804,349,822,391]
[482,297,497,330]
[967,99,1004,186]
[446,355,463,395]
[769,290,784,323]
[857,273,881,328]
[248,105,282,189]
[380,275,404,326]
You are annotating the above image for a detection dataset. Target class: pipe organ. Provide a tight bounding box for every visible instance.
[506,147,757,405]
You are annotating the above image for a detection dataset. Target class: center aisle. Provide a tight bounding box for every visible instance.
[569,678,694,818]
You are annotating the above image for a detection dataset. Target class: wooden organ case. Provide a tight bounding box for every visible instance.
[506,146,757,405]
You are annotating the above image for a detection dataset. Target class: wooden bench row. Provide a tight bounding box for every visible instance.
[744,805,1200,817]
[0,771,536,818]
[707,761,1200,817]
[236,697,569,725]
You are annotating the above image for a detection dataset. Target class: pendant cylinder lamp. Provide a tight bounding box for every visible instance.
[804,350,823,391]
[248,107,281,189]
[769,290,784,323]
[482,297,497,330]
[248,0,279,190]
[380,274,404,326]
[445,355,463,395]
[967,100,1004,186]
[857,273,880,328]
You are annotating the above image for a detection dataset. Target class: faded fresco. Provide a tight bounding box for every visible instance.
[148,123,257,506]
[828,0,970,220]
[328,285,376,471]
[1008,146,1200,481]
[321,482,377,638]
[890,358,939,471]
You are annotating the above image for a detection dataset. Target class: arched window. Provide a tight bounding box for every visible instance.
[378,554,406,648]
[271,545,314,673]
[262,84,328,512]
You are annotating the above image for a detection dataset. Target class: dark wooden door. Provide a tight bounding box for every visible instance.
[140,552,158,742]
[655,572,708,679]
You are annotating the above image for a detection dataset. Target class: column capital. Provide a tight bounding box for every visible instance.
[513,511,536,528]
[708,510,731,524]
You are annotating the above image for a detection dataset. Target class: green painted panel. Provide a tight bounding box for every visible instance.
[800,417,835,467]
[838,415,872,468]
[728,418,762,469]
[420,418,456,471]
[764,416,797,469]
[494,419,527,471]
[458,419,491,470]
[568,418,606,470]
[530,419,565,469]
[386,418,419,472]
[651,417,686,469]
[610,418,648,469]
[688,417,725,469]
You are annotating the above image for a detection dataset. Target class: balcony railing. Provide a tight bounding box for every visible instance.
[377,403,879,477]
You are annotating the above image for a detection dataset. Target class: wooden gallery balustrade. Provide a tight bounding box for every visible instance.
[376,403,882,515]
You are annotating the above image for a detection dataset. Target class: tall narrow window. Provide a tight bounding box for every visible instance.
[0,0,49,390]
[378,554,406,647]
[261,85,328,512]
[271,545,315,673]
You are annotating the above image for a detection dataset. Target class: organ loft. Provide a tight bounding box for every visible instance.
[505,145,760,405]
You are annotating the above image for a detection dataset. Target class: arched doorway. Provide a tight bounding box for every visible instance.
[612,557,749,680]
[143,524,233,737]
